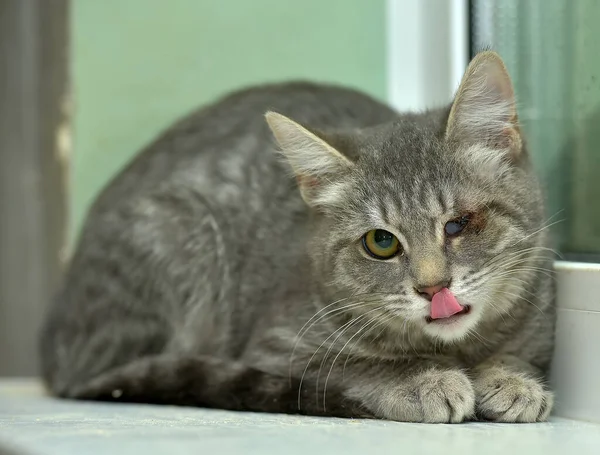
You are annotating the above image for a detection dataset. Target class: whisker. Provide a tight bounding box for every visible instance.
[468,328,492,347]
[467,287,514,323]
[486,276,541,300]
[510,218,565,249]
[323,314,387,411]
[406,317,419,356]
[492,267,555,280]
[296,314,363,410]
[464,251,556,292]
[292,292,397,348]
[289,296,383,383]
[342,315,393,379]
[482,247,557,271]
[495,289,548,319]
[316,308,382,405]
[487,250,556,268]
[462,248,556,289]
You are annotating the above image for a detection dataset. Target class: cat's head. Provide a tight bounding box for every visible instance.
[266,52,546,343]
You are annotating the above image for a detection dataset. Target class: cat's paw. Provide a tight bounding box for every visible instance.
[474,368,553,422]
[379,369,475,423]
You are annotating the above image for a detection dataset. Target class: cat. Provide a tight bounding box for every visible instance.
[39,51,555,423]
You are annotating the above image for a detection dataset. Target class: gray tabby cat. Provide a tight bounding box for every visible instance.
[40,51,555,423]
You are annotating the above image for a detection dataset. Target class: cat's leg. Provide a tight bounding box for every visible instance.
[66,354,371,418]
[292,357,476,423]
[347,361,475,423]
[471,354,553,422]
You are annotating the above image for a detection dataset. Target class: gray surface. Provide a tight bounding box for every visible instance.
[1,380,600,455]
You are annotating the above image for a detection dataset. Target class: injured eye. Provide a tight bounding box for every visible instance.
[445,215,471,237]
[362,229,402,259]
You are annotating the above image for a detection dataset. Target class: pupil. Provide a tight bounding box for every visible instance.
[374,230,393,248]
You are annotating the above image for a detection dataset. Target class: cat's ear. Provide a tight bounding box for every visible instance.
[265,111,353,207]
[445,51,522,157]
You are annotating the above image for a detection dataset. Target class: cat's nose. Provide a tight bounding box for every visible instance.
[415,281,451,301]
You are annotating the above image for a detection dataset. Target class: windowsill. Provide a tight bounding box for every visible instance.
[551,261,600,423]
[1,379,600,455]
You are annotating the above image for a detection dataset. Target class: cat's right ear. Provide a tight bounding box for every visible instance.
[265,111,353,207]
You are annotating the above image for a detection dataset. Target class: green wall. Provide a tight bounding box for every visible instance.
[71,0,387,236]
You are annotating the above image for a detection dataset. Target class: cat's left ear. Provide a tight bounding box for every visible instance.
[445,51,522,158]
[265,111,353,207]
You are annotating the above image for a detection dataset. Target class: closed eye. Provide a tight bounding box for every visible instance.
[445,215,471,237]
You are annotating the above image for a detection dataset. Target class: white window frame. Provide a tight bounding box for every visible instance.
[386,0,468,112]
[386,0,600,423]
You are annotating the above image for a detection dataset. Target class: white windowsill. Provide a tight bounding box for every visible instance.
[1,379,600,455]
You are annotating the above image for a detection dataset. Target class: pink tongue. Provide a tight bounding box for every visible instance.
[430,288,464,319]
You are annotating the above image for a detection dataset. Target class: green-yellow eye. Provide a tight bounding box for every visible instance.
[362,229,401,259]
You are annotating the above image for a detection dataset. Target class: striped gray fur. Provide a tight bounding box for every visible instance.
[39,52,555,423]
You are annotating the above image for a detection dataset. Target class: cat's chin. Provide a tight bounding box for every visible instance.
[421,305,481,342]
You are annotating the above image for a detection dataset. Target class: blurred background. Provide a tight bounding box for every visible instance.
[1,0,599,376]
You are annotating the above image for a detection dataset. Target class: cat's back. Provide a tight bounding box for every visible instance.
[42,82,398,383]
[91,82,397,214]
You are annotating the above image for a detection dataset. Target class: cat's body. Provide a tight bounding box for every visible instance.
[40,53,555,422]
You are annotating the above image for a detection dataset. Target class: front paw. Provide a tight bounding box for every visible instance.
[474,368,553,422]
[379,369,475,423]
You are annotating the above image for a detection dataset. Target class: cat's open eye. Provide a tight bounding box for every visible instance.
[362,229,402,259]
[444,215,471,237]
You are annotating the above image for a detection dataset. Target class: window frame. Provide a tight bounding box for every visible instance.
[0,0,69,375]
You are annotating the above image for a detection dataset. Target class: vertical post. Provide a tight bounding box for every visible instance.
[0,0,69,376]
[386,0,469,112]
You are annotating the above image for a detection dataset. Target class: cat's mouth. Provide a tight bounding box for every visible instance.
[425,305,471,324]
